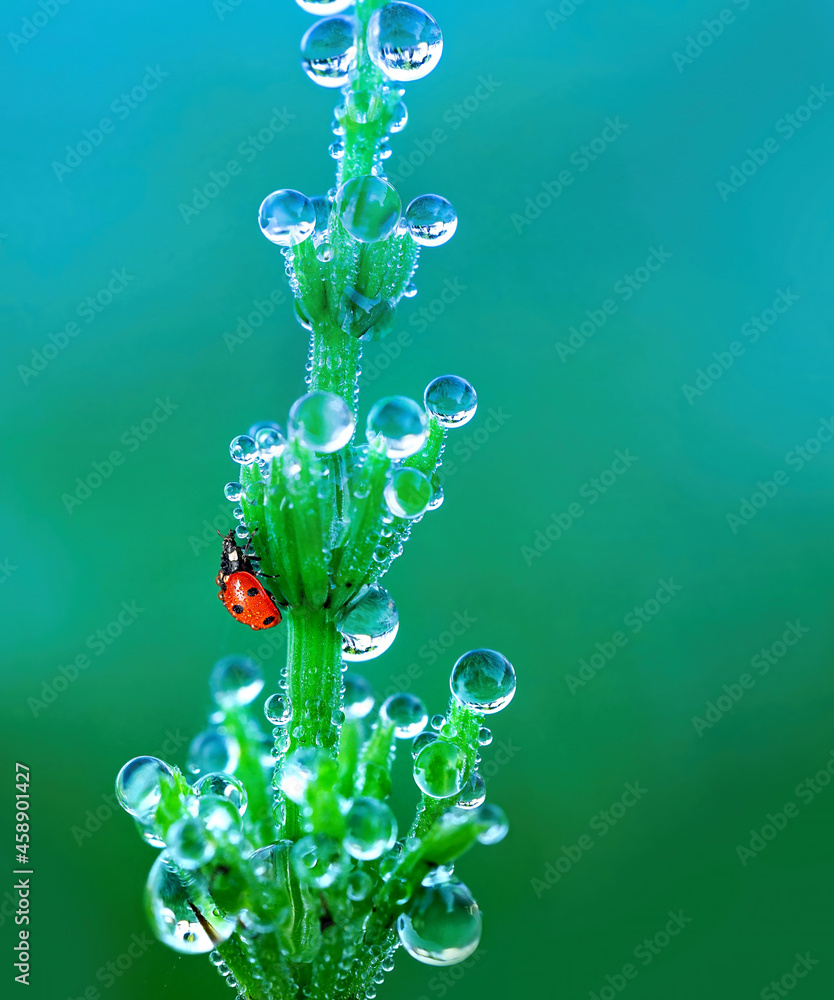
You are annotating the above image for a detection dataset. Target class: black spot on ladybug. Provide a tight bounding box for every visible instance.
[232,605,244,614]
[220,582,227,592]
[263,616,276,626]
[247,587,259,597]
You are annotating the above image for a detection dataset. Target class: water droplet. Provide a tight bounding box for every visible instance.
[146,854,236,954]
[187,731,240,777]
[457,772,486,810]
[450,649,516,714]
[424,375,477,427]
[167,815,216,870]
[430,714,444,731]
[347,869,374,901]
[193,772,248,816]
[343,672,375,719]
[279,747,327,804]
[367,396,427,458]
[411,731,438,758]
[258,190,316,246]
[296,0,353,13]
[336,175,402,243]
[209,655,264,710]
[230,435,258,465]
[344,797,398,860]
[413,741,467,798]
[224,481,243,501]
[243,481,266,506]
[428,473,444,509]
[196,794,243,844]
[397,878,481,966]
[254,425,286,460]
[346,89,383,124]
[264,693,293,725]
[368,3,443,82]
[116,756,174,820]
[246,841,293,932]
[310,194,332,233]
[477,726,492,746]
[380,693,428,739]
[406,194,457,246]
[476,803,508,845]
[403,281,418,299]
[384,467,432,519]
[339,585,399,661]
[235,523,250,541]
[289,391,355,452]
[329,139,345,159]
[292,833,350,888]
[232,506,245,522]
[316,240,334,262]
[388,99,408,133]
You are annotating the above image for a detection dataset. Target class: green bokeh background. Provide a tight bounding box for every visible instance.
[3,1,834,997]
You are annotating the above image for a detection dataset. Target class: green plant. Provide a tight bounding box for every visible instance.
[116,3,517,999]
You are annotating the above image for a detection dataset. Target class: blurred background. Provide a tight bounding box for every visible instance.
[3,0,834,997]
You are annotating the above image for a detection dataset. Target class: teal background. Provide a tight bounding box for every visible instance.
[3,1,834,998]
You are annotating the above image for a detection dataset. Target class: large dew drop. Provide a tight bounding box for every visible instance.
[209,655,264,710]
[424,375,477,428]
[336,175,402,243]
[301,15,358,88]
[258,189,316,246]
[367,3,443,82]
[384,467,432,519]
[381,693,428,739]
[187,730,240,777]
[450,649,516,714]
[367,396,427,458]
[344,797,398,860]
[397,878,482,966]
[289,391,355,452]
[193,772,248,816]
[146,854,236,954]
[413,740,467,798]
[292,833,350,888]
[116,756,174,820]
[339,584,399,661]
[166,816,215,870]
[406,194,457,246]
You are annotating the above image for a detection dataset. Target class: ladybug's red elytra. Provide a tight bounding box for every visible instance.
[216,530,282,630]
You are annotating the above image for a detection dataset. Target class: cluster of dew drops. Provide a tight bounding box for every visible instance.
[258,0,456,291]
[113,3,520,996]
[116,648,516,990]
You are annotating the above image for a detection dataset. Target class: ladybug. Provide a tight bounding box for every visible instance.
[216,530,282,630]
